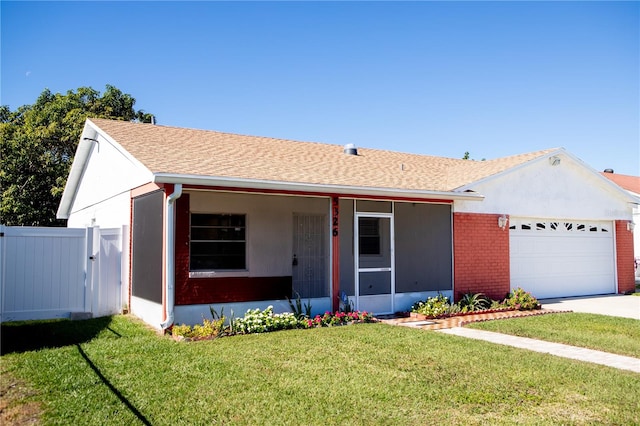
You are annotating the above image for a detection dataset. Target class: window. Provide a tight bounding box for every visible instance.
[190,214,246,270]
[359,218,381,255]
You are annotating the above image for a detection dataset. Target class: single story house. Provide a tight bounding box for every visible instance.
[600,170,640,278]
[57,118,638,329]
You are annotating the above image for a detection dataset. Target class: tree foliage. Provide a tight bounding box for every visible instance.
[462,151,486,161]
[0,85,154,226]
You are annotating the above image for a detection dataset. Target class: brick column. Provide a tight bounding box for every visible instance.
[453,212,511,301]
[615,220,635,294]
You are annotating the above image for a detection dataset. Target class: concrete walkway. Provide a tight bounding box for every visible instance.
[382,295,640,372]
[439,327,640,373]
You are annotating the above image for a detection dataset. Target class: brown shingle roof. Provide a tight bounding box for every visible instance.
[89,118,556,192]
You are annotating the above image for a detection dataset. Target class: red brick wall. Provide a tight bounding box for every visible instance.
[173,193,293,305]
[453,213,511,301]
[615,220,635,294]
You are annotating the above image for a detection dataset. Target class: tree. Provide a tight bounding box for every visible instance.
[462,151,486,161]
[0,85,154,226]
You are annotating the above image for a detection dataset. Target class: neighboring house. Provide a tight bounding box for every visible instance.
[57,118,638,329]
[600,171,640,279]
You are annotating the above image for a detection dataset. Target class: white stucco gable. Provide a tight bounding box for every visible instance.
[454,149,638,220]
[57,119,154,227]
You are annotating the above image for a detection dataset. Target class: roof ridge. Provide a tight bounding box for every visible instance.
[87,117,478,162]
[89,117,344,150]
[85,117,564,192]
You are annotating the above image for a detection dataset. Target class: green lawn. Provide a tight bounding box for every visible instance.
[467,312,640,358]
[1,315,639,425]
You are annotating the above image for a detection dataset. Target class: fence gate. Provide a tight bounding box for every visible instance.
[0,226,123,322]
[92,228,123,317]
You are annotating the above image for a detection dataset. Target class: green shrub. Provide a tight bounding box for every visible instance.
[411,294,451,318]
[490,299,508,310]
[504,287,540,310]
[172,324,193,338]
[172,317,226,339]
[233,306,302,334]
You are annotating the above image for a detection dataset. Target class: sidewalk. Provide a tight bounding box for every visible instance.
[438,327,640,373]
[378,309,640,373]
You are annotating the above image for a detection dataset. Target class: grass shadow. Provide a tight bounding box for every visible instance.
[1,316,113,355]
[76,344,151,425]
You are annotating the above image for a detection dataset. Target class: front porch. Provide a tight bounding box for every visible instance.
[169,189,454,325]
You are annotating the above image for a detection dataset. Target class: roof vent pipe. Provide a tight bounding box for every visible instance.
[343,143,358,155]
[603,168,614,173]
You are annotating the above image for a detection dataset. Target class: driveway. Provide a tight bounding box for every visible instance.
[540,294,640,320]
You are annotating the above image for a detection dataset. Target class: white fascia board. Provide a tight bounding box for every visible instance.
[625,191,640,206]
[562,149,640,204]
[455,148,565,192]
[85,118,153,172]
[152,173,485,202]
[457,147,638,204]
[56,119,154,220]
[57,122,99,219]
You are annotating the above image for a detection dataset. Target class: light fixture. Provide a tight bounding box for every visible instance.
[498,215,508,229]
[628,221,635,232]
[549,156,561,166]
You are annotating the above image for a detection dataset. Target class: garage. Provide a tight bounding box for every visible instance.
[509,217,616,299]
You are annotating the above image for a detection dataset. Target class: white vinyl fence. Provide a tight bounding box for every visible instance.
[0,225,124,322]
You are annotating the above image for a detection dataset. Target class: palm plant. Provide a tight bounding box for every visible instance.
[458,292,490,312]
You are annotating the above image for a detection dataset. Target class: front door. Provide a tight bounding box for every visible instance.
[356,213,394,314]
[292,214,327,299]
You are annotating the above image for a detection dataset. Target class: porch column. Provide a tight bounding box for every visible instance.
[331,196,340,311]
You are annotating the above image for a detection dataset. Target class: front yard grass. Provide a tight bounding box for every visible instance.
[467,312,640,358]
[2,315,639,425]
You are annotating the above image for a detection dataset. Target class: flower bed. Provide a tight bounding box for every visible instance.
[409,306,518,321]
[302,311,374,328]
[410,288,541,320]
[171,306,376,341]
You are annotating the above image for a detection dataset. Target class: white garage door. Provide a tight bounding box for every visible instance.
[510,218,616,299]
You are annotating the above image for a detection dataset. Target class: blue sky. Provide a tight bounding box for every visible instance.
[2,1,639,175]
